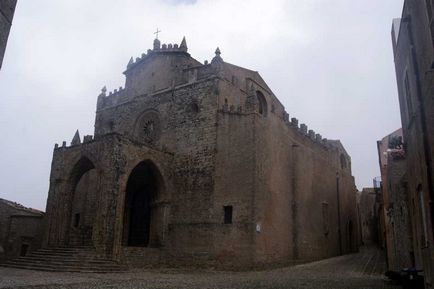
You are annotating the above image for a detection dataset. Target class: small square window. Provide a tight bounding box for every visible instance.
[74,213,80,228]
[224,206,233,224]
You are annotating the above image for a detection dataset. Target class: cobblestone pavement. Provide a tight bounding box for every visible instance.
[0,247,399,289]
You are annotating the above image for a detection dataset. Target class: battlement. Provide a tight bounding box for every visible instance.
[218,101,331,151]
[97,86,127,109]
[93,36,343,158]
[282,111,331,149]
[54,131,94,150]
[125,37,189,72]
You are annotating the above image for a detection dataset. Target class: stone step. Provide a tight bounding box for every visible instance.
[17,254,107,262]
[6,260,122,270]
[1,263,124,273]
[3,259,125,273]
[2,246,126,273]
[6,261,122,270]
[11,257,118,266]
[68,242,94,247]
[30,250,97,257]
[37,246,94,251]
[33,250,93,256]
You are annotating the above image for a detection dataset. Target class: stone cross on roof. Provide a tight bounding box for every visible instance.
[154,28,161,39]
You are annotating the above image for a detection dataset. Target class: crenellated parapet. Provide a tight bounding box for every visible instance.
[53,130,94,150]
[97,86,127,110]
[126,50,152,71]
[125,36,189,72]
[281,111,331,149]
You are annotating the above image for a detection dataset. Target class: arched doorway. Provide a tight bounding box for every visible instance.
[68,157,98,246]
[123,160,164,247]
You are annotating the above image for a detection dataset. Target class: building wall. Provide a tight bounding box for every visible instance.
[210,62,358,267]
[377,129,413,271]
[46,78,220,266]
[44,39,358,269]
[387,153,413,270]
[6,216,43,259]
[0,0,17,69]
[392,1,434,286]
[0,200,44,262]
[358,188,378,244]
[213,109,256,267]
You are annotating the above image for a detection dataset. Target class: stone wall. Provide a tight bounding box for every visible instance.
[386,153,413,270]
[213,66,358,267]
[0,0,17,69]
[0,199,44,262]
[358,188,378,244]
[392,1,434,286]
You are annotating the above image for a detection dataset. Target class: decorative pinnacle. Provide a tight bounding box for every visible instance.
[127,57,134,68]
[212,47,223,64]
[180,36,187,51]
[71,129,81,146]
[153,38,161,50]
[101,86,107,94]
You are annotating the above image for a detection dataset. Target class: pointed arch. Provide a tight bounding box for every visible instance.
[69,156,95,189]
[67,156,98,246]
[123,160,165,247]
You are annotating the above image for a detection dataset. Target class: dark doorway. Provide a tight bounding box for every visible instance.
[123,160,163,247]
[348,220,354,252]
[20,244,29,257]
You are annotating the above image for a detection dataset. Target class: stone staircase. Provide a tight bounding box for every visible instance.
[1,246,126,273]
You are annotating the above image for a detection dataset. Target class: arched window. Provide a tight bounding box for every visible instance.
[340,154,347,169]
[256,91,267,116]
[190,102,199,113]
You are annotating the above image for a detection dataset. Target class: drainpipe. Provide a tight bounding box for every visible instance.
[336,172,343,255]
[291,144,299,259]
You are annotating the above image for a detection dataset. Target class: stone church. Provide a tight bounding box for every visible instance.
[43,37,358,269]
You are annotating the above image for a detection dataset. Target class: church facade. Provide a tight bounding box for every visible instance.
[44,37,358,269]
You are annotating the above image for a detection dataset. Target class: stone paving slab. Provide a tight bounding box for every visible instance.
[0,247,400,289]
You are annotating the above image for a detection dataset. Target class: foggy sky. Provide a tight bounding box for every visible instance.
[0,0,404,210]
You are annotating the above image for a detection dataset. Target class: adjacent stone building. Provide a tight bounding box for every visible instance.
[392,1,434,286]
[357,188,379,245]
[0,0,17,69]
[43,37,358,269]
[0,198,44,262]
[377,129,413,272]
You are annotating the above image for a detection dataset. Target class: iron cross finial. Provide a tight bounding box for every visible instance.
[154,28,162,39]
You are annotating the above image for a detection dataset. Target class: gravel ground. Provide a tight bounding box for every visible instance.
[0,247,400,289]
